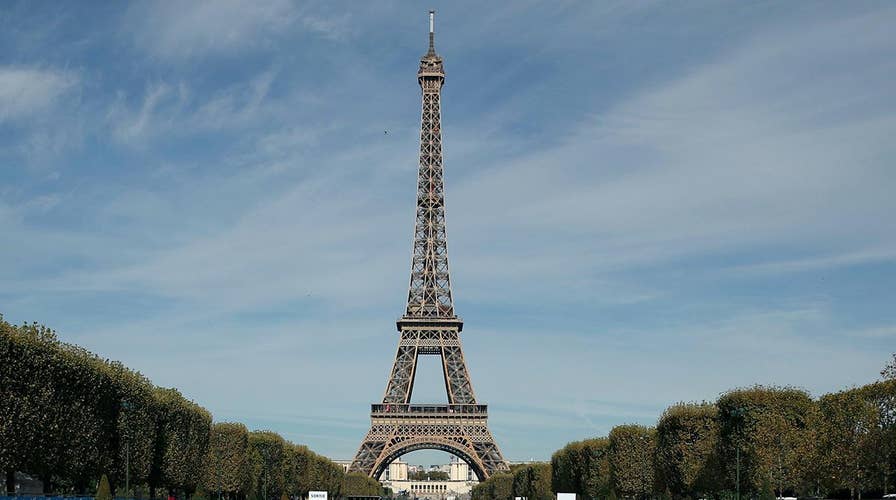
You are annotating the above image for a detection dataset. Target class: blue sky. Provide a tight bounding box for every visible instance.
[2,1,895,465]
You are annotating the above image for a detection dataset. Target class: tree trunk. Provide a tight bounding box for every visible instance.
[5,469,15,495]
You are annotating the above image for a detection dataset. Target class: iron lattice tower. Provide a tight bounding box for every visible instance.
[349,12,509,481]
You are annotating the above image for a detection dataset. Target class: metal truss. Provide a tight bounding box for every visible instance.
[350,12,508,481]
[381,328,476,405]
[406,19,453,320]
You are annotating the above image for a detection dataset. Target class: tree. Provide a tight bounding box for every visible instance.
[609,425,656,499]
[204,423,251,499]
[409,470,449,481]
[473,472,513,500]
[861,380,896,495]
[491,472,515,500]
[111,363,159,492]
[97,474,113,500]
[551,437,610,499]
[717,387,817,498]
[655,403,720,498]
[512,463,552,500]
[0,318,136,494]
[193,486,209,500]
[0,314,348,500]
[342,472,381,496]
[883,354,896,381]
[151,388,212,496]
[820,382,896,499]
[285,445,312,499]
[752,411,806,498]
[249,431,287,500]
[819,389,877,498]
[302,452,343,498]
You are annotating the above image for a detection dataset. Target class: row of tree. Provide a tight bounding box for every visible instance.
[0,316,382,499]
[471,463,552,500]
[473,362,895,500]
[407,470,449,481]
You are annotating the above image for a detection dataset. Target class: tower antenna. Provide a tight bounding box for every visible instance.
[428,10,435,53]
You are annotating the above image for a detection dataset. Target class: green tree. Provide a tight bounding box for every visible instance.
[249,431,287,500]
[717,386,817,498]
[655,403,720,498]
[112,364,159,491]
[97,474,113,500]
[473,472,513,500]
[882,354,896,381]
[151,388,213,496]
[204,422,251,498]
[0,318,128,493]
[819,386,884,499]
[609,425,655,499]
[342,472,381,496]
[284,445,312,498]
[491,472,515,500]
[193,486,209,500]
[0,314,348,500]
[512,463,552,500]
[551,441,579,493]
[551,437,610,499]
[862,380,896,495]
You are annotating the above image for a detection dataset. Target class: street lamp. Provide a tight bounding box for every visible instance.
[261,447,270,500]
[122,400,132,499]
[216,442,222,500]
[731,407,747,500]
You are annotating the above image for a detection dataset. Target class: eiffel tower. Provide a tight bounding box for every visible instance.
[348,11,509,481]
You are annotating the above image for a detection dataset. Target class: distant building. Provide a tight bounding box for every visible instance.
[388,458,408,481]
[331,457,478,499]
[382,458,476,499]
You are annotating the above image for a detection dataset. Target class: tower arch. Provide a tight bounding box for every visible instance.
[372,438,487,481]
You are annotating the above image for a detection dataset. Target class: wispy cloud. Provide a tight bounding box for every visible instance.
[0,67,78,123]
[125,0,352,60]
[127,0,297,60]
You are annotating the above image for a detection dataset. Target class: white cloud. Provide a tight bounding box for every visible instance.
[725,248,896,276]
[445,7,896,290]
[127,0,347,60]
[105,71,282,143]
[108,82,177,143]
[0,67,78,123]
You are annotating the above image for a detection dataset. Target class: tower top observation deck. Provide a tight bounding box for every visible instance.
[418,10,444,83]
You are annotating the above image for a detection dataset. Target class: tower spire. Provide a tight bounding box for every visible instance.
[406,9,450,323]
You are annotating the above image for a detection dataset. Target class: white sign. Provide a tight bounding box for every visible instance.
[309,491,327,500]
[558,494,577,500]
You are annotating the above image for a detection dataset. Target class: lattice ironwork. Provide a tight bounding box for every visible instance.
[406,13,452,320]
[349,11,508,480]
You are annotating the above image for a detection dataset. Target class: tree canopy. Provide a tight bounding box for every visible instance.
[1,315,351,499]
